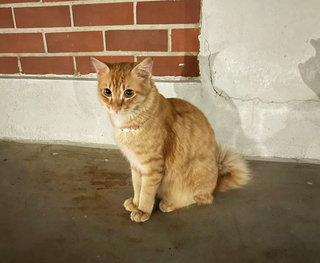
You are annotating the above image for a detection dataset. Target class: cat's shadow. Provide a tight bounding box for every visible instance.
[298,38,320,98]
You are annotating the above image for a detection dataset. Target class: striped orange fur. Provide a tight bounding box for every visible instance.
[91,57,250,223]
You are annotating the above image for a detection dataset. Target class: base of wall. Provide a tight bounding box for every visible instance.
[1,77,319,160]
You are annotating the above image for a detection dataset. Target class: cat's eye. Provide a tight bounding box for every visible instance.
[104,88,112,96]
[124,89,134,98]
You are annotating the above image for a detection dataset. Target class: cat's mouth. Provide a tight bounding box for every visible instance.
[108,105,139,116]
[110,109,120,115]
[109,108,127,115]
[110,106,138,114]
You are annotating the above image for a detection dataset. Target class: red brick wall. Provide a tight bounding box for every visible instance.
[0,0,201,77]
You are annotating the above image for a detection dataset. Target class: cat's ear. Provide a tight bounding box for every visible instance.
[90,57,109,74]
[132,57,153,79]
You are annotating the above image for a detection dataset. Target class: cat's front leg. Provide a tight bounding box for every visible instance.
[123,167,141,212]
[130,170,163,223]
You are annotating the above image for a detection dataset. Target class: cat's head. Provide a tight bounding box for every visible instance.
[91,57,154,115]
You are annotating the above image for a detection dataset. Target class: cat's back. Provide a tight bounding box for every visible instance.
[165,97,215,144]
[167,98,211,126]
[164,97,216,164]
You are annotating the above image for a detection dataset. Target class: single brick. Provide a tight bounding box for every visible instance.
[46,31,103,53]
[0,57,19,74]
[0,8,14,28]
[137,56,199,77]
[137,0,200,24]
[20,56,74,74]
[172,28,200,52]
[76,56,134,75]
[14,6,71,28]
[0,33,44,53]
[106,30,167,51]
[73,3,133,26]
[0,0,39,3]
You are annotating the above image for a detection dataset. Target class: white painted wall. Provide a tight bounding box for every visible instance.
[0,77,113,145]
[1,0,320,160]
[198,0,320,160]
[0,77,202,147]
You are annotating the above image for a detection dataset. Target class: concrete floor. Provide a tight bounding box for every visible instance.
[0,142,319,263]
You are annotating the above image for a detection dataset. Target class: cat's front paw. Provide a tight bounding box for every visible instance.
[130,209,150,223]
[123,197,137,212]
[159,200,175,213]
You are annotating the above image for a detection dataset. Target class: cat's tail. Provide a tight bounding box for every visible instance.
[215,144,250,192]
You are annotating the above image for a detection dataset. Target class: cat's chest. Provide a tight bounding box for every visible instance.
[115,128,141,145]
[119,144,142,170]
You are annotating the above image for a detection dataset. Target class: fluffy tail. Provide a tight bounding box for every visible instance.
[215,144,250,192]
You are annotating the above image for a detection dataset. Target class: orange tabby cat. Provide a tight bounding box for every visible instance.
[91,57,250,223]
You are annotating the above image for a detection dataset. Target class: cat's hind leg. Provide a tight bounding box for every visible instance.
[159,200,175,213]
[193,162,218,206]
[194,193,214,205]
[158,161,218,212]
[159,195,196,213]
[158,172,196,213]
[158,186,196,213]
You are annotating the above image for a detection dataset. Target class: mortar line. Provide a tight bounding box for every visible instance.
[0,24,199,34]
[11,7,17,28]
[168,28,172,52]
[133,0,137,25]
[69,5,74,27]
[0,74,200,82]
[0,0,165,8]
[42,33,48,53]
[17,56,22,73]
[0,51,198,57]
[102,30,106,51]
[73,56,77,75]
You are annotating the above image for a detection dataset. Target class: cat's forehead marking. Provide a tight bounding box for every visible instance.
[109,69,129,90]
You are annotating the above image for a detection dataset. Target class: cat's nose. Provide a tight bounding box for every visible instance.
[112,105,121,113]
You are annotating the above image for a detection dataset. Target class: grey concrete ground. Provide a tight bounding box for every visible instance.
[0,141,319,263]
